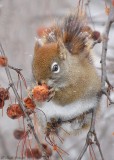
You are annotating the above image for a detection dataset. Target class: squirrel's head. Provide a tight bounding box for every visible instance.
[32,39,71,89]
[32,37,92,89]
[32,14,101,90]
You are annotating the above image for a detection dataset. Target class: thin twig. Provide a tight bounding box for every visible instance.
[77,109,95,160]
[94,132,104,160]
[8,65,27,89]
[77,108,104,160]
[77,141,88,160]
[0,43,48,160]
[101,1,114,104]
[8,64,22,72]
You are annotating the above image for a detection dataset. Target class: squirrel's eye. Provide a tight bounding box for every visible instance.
[51,62,60,73]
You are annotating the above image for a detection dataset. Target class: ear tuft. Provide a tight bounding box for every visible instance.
[35,37,44,47]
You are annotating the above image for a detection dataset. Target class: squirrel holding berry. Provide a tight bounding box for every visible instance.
[32,11,101,134]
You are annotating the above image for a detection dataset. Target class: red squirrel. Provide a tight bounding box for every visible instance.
[32,11,101,134]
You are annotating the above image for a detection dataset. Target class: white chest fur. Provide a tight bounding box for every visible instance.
[35,96,98,133]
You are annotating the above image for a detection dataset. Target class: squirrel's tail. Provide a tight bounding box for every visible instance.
[38,10,101,55]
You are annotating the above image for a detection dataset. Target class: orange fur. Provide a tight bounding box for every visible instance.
[33,43,59,80]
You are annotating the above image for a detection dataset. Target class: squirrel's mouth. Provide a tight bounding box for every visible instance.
[47,80,60,90]
[47,78,60,89]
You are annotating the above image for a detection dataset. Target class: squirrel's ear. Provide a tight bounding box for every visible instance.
[35,37,44,47]
[57,39,67,60]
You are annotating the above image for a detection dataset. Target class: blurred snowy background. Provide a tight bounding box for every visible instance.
[0,0,114,159]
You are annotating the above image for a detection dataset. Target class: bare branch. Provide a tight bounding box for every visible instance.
[77,108,104,160]
[77,3,114,160]
[76,4,114,160]
[77,140,88,160]
[0,43,49,160]
[101,2,114,103]
[8,65,22,72]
